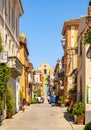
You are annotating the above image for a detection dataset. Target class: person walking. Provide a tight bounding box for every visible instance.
[22,98,26,112]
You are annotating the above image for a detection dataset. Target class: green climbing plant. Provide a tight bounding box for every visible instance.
[0,35,10,110]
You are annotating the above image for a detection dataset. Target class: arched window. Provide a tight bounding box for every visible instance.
[44,69,47,74]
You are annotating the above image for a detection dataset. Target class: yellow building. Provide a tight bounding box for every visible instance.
[19,32,30,104]
[61,19,79,96]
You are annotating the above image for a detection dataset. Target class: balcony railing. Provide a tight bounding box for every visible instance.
[58,68,65,77]
[7,56,22,78]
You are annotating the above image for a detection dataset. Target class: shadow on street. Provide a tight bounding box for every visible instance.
[64,112,74,122]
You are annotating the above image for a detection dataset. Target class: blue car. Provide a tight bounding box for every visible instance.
[51,94,56,106]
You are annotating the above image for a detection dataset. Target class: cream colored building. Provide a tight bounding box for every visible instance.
[39,63,54,77]
[39,63,54,95]
[61,1,91,124]
[0,0,23,116]
[33,69,42,91]
[77,2,91,124]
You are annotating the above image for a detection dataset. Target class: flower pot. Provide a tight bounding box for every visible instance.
[19,105,23,111]
[7,113,12,119]
[74,115,77,124]
[77,115,85,125]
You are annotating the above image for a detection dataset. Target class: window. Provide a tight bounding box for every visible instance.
[16,18,19,37]
[12,8,14,28]
[9,0,10,22]
[44,69,47,74]
[5,34,7,47]
[2,0,4,13]
[9,39,11,50]
[71,26,75,47]
[80,39,82,55]
[12,44,14,53]
[5,0,7,16]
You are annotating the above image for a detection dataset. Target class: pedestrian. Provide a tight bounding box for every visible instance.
[22,98,26,112]
[66,96,72,110]
[47,95,51,103]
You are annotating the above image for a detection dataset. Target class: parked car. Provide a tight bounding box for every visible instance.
[36,96,44,103]
[51,94,56,106]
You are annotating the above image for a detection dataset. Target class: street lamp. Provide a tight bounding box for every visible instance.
[57,59,60,64]
[59,80,64,95]
[61,37,78,52]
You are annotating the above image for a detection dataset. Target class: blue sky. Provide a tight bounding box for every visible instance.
[20,0,88,69]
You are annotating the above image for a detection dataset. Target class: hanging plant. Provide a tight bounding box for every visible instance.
[82,25,91,45]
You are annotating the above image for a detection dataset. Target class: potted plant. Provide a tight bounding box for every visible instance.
[30,98,37,104]
[73,102,85,125]
[58,96,66,107]
[82,26,91,45]
[6,87,15,118]
[84,122,91,130]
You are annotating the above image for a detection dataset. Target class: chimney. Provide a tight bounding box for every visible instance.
[88,0,91,15]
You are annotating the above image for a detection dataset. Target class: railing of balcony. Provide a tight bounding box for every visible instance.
[8,56,22,77]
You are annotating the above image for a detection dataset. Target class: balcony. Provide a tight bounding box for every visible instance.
[58,68,65,77]
[25,60,31,73]
[7,56,22,78]
[53,78,59,83]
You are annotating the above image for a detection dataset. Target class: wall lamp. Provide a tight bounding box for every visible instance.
[61,38,66,48]
[57,59,60,64]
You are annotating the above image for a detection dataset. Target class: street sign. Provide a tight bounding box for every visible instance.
[0,51,8,63]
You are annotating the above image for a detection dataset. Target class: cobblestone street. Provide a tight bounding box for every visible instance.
[0,102,84,130]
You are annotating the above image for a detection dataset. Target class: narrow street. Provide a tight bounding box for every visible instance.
[0,102,84,130]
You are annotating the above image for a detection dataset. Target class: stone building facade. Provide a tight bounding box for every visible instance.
[0,0,23,117]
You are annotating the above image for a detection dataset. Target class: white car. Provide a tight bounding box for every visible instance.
[36,96,42,103]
